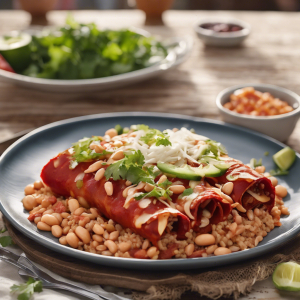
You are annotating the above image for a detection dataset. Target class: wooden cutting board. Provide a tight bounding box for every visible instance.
[4,218,190,292]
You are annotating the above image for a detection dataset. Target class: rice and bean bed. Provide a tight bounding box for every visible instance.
[22,170,289,259]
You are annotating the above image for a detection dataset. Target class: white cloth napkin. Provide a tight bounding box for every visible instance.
[0,212,131,300]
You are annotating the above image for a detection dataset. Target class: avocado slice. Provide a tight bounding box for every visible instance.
[157,161,228,181]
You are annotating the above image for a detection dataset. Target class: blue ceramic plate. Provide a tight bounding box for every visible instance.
[0,112,299,270]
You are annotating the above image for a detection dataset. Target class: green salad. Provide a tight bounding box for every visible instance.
[2,16,168,80]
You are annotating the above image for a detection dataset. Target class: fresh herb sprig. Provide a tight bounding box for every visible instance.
[70,136,111,168]
[0,236,13,247]
[10,278,43,300]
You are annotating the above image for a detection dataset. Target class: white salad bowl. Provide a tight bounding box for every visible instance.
[216,83,300,142]
[194,18,251,47]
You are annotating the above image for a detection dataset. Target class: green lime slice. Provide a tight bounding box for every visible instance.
[0,32,32,72]
[273,262,300,291]
[273,147,296,171]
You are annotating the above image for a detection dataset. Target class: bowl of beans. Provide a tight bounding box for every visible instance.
[216,84,300,142]
[194,18,251,47]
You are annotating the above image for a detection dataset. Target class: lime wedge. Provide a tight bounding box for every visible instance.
[0,32,32,72]
[273,262,300,291]
[273,147,296,171]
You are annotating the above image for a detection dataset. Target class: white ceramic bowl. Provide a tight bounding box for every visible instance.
[194,18,251,47]
[216,84,300,142]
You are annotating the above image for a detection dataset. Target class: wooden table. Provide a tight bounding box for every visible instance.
[0,9,299,300]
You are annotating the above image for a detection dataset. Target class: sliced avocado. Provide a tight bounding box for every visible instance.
[157,162,227,181]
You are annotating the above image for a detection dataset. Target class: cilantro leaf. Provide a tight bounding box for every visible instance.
[11,278,43,300]
[70,136,111,168]
[269,169,289,176]
[0,236,13,247]
[134,186,172,201]
[155,137,171,147]
[158,179,172,189]
[181,188,194,197]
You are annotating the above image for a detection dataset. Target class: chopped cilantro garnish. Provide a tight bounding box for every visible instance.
[269,169,289,176]
[10,278,43,300]
[158,179,172,189]
[204,140,227,157]
[181,188,193,197]
[104,150,155,185]
[155,137,171,147]
[0,236,13,247]
[70,136,111,168]
[134,186,172,201]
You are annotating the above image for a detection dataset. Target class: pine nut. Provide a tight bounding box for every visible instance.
[111,150,124,161]
[125,180,132,186]
[24,184,35,195]
[105,128,118,138]
[41,214,60,226]
[169,185,185,194]
[89,144,105,153]
[93,234,103,243]
[104,240,118,254]
[185,244,195,256]
[195,234,215,246]
[59,236,67,245]
[214,247,232,256]
[275,185,288,198]
[157,175,167,185]
[95,168,105,181]
[145,183,154,192]
[147,246,158,258]
[104,182,113,196]
[84,161,103,173]
[202,209,211,218]
[254,208,261,216]
[109,231,119,241]
[66,232,79,248]
[118,242,131,253]
[23,195,37,211]
[75,226,91,244]
[51,225,63,238]
[222,182,233,195]
[37,221,51,231]
[68,199,80,213]
[34,181,44,190]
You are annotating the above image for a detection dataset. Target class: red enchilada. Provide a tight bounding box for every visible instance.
[23,125,288,259]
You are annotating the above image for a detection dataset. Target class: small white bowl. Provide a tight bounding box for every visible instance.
[216,84,300,142]
[194,18,251,47]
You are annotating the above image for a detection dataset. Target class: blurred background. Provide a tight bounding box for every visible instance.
[1,0,300,11]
